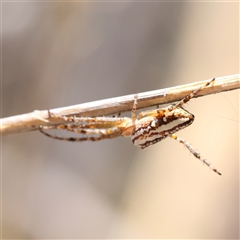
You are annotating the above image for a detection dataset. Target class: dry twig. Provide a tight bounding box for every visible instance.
[1,74,239,136]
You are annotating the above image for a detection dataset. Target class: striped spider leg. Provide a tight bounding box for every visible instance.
[39,78,221,175]
[39,95,138,141]
[39,116,132,141]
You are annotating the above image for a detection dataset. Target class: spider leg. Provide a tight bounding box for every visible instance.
[56,115,127,124]
[41,124,119,135]
[63,116,127,125]
[39,126,122,142]
[45,111,129,128]
[131,94,138,125]
[168,78,215,112]
[40,119,127,130]
[170,134,221,175]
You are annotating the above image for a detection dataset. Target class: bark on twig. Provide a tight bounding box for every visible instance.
[1,74,239,136]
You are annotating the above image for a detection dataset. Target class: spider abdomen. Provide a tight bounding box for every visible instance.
[132,108,194,149]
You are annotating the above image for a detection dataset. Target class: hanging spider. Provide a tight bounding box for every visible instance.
[39,78,221,175]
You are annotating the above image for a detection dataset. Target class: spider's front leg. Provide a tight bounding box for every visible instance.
[167,78,215,112]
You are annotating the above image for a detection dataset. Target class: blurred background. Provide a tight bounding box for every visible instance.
[2,2,239,239]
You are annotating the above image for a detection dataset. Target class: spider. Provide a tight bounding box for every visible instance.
[39,78,221,175]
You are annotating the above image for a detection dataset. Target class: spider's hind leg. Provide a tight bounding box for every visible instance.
[39,126,122,142]
[170,133,221,175]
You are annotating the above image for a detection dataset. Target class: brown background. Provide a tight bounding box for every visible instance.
[2,2,239,239]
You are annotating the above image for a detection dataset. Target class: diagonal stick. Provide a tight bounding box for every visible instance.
[1,74,239,136]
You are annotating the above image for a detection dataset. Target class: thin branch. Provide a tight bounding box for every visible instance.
[1,74,239,136]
